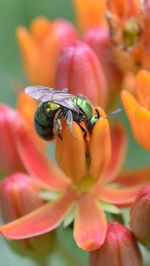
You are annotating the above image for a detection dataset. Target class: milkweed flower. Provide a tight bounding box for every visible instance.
[55,40,107,107]
[106,0,150,72]
[0,173,55,258]
[121,70,150,150]
[0,106,149,251]
[130,186,150,244]
[16,17,77,86]
[90,222,142,266]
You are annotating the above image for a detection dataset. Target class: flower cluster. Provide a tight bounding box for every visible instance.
[0,0,150,266]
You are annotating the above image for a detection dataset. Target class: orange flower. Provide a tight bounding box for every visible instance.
[0,106,149,251]
[16,17,76,86]
[121,70,150,150]
[73,0,107,33]
[106,0,146,72]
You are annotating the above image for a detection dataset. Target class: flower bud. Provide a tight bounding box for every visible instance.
[0,173,55,258]
[16,17,76,86]
[0,105,24,176]
[90,222,142,266]
[130,186,150,244]
[83,27,123,108]
[55,40,107,106]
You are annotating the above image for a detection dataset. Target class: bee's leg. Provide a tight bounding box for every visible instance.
[65,110,77,139]
[53,110,63,140]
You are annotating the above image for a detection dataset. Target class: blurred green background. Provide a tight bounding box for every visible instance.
[0,0,149,265]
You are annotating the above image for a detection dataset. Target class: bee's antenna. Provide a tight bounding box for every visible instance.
[105,108,122,119]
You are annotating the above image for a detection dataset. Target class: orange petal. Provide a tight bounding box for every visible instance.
[0,187,75,239]
[30,16,51,44]
[108,0,140,18]
[134,107,150,150]
[74,192,107,250]
[99,186,141,207]
[89,109,111,180]
[56,122,86,184]
[15,125,69,190]
[17,91,45,150]
[73,0,106,32]
[100,123,127,185]
[121,90,140,139]
[116,168,150,187]
[16,27,40,84]
[135,70,150,109]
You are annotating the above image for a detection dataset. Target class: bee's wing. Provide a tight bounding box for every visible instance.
[55,99,80,113]
[25,86,70,102]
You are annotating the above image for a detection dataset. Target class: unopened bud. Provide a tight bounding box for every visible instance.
[83,27,123,108]
[130,186,150,244]
[0,173,55,259]
[90,222,142,266]
[55,40,107,107]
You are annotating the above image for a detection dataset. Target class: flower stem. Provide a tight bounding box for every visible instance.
[57,240,86,266]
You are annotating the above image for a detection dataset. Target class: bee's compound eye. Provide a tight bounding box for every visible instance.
[86,113,99,133]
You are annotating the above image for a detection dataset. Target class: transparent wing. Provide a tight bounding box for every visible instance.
[25,86,71,102]
[55,98,80,113]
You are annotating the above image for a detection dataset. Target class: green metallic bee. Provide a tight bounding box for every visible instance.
[25,86,121,140]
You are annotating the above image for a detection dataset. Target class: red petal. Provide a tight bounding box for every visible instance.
[100,123,127,185]
[99,186,141,207]
[74,192,107,251]
[116,168,150,187]
[15,125,70,190]
[0,187,75,239]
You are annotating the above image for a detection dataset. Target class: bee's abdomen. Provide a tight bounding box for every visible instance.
[34,103,57,140]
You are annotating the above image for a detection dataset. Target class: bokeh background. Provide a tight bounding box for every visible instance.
[0,0,150,265]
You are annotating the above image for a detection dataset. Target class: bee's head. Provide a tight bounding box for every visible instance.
[86,109,100,133]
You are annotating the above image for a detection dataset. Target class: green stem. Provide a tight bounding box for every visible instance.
[57,240,86,266]
[36,257,49,266]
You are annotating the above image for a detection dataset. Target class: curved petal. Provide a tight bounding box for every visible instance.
[116,168,150,187]
[121,90,139,140]
[30,16,51,43]
[55,122,86,184]
[135,107,150,150]
[0,187,75,239]
[100,123,127,185]
[15,125,70,190]
[99,186,141,207]
[73,0,106,32]
[16,27,40,84]
[74,192,107,251]
[135,70,150,109]
[89,108,111,180]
